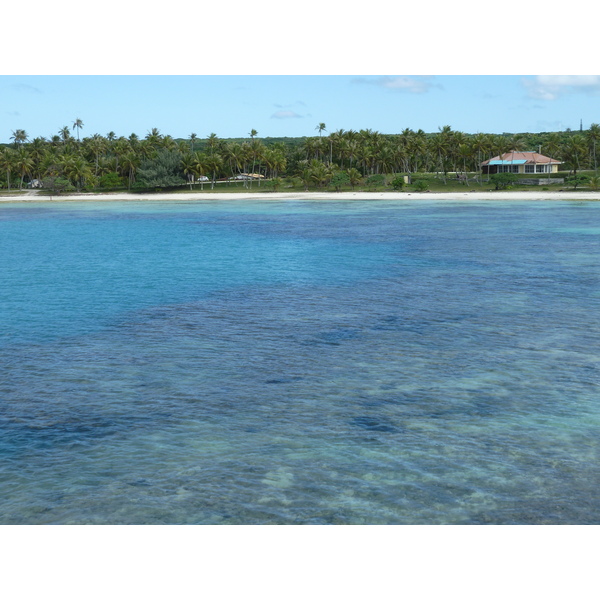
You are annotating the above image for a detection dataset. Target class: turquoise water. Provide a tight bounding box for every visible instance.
[1,198,599,524]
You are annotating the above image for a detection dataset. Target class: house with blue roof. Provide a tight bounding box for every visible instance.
[481,151,561,175]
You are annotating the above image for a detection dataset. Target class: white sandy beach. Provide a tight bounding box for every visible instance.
[2,190,600,202]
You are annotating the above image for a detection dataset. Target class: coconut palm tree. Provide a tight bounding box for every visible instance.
[189,133,197,153]
[204,153,223,189]
[316,123,327,138]
[206,133,219,156]
[429,133,449,183]
[346,167,362,190]
[249,138,264,187]
[72,118,84,141]
[145,128,162,148]
[59,126,72,145]
[62,156,93,191]
[14,147,34,190]
[11,129,28,149]
[0,147,17,191]
[586,123,600,172]
[299,166,312,191]
[192,152,210,190]
[562,135,588,176]
[120,151,140,190]
[27,138,47,180]
[86,134,106,176]
[180,153,197,190]
[309,159,331,188]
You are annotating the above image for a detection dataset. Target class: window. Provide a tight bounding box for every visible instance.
[536,164,546,173]
[525,165,535,173]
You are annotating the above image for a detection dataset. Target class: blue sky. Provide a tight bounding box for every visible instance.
[3,1,597,144]
[2,75,599,143]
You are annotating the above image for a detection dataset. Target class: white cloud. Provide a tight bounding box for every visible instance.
[353,76,436,93]
[523,75,600,100]
[271,110,303,119]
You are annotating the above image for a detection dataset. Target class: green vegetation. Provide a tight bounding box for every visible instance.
[490,172,519,190]
[565,174,590,189]
[2,121,600,194]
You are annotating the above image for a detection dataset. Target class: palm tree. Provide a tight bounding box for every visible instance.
[14,148,34,190]
[111,138,131,176]
[346,167,362,190]
[145,128,162,148]
[249,138,264,187]
[303,137,321,161]
[11,129,28,149]
[66,157,93,191]
[161,135,177,151]
[429,132,449,183]
[87,134,106,176]
[316,123,326,138]
[299,166,312,191]
[309,159,331,188]
[189,133,197,153]
[120,151,140,190]
[0,147,17,191]
[204,153,223,189]
[221,142,244,182]
[562,135,588,176]
[28,138,47,180]
[586,123,600,172]
[192,152,210,190]
[471,133,491,183]
[457,143,473,185]
[59,126,72,145]
[181,153,197,190]
[72,118,84,142]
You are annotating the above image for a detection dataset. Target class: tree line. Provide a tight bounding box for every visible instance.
[1,120,599,192]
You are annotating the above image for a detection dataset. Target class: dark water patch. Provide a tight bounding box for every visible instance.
[265,376,304,384]
[308,328,363,346]
[351,415,398,433]
[0,415,120,454]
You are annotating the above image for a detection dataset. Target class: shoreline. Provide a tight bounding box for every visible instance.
[2,190,600,202]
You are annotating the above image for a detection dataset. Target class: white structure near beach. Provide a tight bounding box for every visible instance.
[481,151,561,175]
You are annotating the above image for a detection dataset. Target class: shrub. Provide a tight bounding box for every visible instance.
[137,150,186,188]
[490,173,518,190]
[366,174,386,190]
[41,176,75,194]
[346,168,362,190]
[329,171,350,191]
[411,178,429,192]
[389,175,405,191]
[97,172,124,189]
[565,174,590,189]
[264,177,283,192]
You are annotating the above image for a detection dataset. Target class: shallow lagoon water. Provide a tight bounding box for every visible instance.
[1,198,599,524]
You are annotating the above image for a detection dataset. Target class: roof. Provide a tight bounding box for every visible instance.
[481,151,561,166]
[488,160,527,165]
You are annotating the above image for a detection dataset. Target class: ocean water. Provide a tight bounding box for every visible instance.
[1,198,599,524]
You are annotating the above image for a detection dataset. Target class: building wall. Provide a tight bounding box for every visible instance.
[482,164,559,174]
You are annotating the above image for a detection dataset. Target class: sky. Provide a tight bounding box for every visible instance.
[3,0,598,146]
[2,74,600,144]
